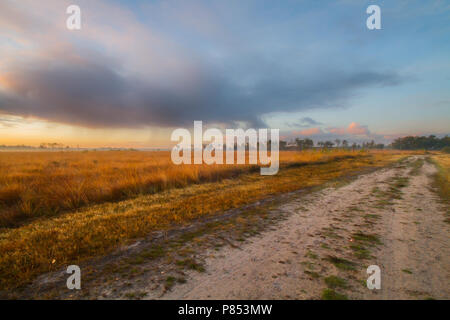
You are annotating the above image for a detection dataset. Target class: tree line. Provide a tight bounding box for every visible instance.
[280,138,384,150]
[390,135,450,150]
[280,135,450,151]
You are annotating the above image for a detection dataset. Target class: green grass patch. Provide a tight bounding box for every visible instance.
[324,275,348,289]
[305,250,318,259]
[304,270,320,279]
[165,276,176,289]
[350,244,372,259]
[321,288,348,300]
[320,243,330,249]
[325,255,356,271]
[352,232,382,245]
[402,269,413,274]
[176,258,206,272]
[124,291,147,299]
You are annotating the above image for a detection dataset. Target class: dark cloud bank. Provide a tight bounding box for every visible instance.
[0,54,403,129]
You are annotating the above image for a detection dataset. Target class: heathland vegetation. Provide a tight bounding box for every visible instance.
[0,150,363,228]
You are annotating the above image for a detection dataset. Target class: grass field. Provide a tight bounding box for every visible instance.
[0,149,414,291]
[430,154,450,223]
[0,149,377,228]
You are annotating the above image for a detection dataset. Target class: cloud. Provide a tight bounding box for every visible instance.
[286,117,323,128]
[285,121,389,144]
[327,127,346,135]
[0,117,19,128]
[0,54,404,129]
[328,122,369,136]
[0,0,406,129]
[347,122,369,135]
[293,127,323,136]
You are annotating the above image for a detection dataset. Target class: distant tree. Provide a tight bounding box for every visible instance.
[304,138,314,149]
[40,142,64,149]
[295,138,303,150]
[324,141,334,148]
[295,138,314,150]
[334,139,341,148]
[342,140,349,148]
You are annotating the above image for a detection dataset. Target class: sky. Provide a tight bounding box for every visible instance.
[0,0,449,147]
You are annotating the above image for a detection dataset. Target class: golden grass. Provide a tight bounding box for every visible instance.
[431,153,450,209]
[0,149,410,291]
[0,151,249,227]
[0,149,369,227]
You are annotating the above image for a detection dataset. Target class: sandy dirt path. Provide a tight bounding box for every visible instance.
[362,159,450,299]
[157,156,449,300]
